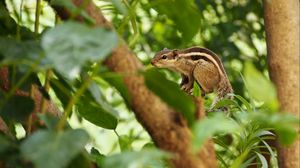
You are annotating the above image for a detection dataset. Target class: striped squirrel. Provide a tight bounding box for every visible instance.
[151,47,233,108]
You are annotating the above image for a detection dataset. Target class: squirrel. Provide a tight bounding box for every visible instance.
[151,47,233,109]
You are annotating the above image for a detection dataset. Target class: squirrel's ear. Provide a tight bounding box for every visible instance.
[172,49,178,58]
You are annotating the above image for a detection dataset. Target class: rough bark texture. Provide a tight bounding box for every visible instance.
[263,0,300,167]
[52,0,217,167]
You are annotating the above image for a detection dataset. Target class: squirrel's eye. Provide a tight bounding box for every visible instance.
[162,55,167,59]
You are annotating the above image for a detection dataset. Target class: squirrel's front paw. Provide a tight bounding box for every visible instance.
[181,85,193,94]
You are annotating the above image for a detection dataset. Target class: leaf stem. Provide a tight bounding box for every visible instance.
[114,129,120,138]
[34,0,42,34]
[118,0,139,47]
[16,0,24,41]
[55,14,60,25]
[56,76,92,131]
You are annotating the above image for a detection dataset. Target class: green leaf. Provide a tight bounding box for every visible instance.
[0,134,11,153]
[119,135,133,151]
[193,81,201,97]
[89,147,105,167]
[231,94,253,112]
[244,62,279,112]
[21,129,89,168]
[101,149,171,168]
[0,95,34,123]
[0,134,20,167]
[260,139,278,167]
[77,100,118,129]
[276,127,298,145]
[150,0,201,43]
[217,153,230,168]
[192,113,239,151]
[230,150,250,168]
[0,37,44,67]
[100,72,131,107]
[255,152,268,168]
[248,112,299,145]
[142,143,156,149]
[49,77,72,108]
[237,155,256,168]
[41,21,118,79]
[38,114,60,130]
[67,153,91,168]
[256,130,274,137]
[88,81,118,116]
[212,98,240,110]
[143,69,195,126]
[77,83,118,130]
[111,0,128,15]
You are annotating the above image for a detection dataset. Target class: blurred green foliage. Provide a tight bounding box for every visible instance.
[114,0,266,97]
[0,0,298,168]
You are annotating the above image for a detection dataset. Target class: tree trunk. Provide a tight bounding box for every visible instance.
[263,0,300,167]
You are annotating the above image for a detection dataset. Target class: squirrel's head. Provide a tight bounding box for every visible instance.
[151,48,179,68]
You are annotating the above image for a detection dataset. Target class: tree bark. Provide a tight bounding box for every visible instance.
[263,0,300,167]
[51,0,217,167]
